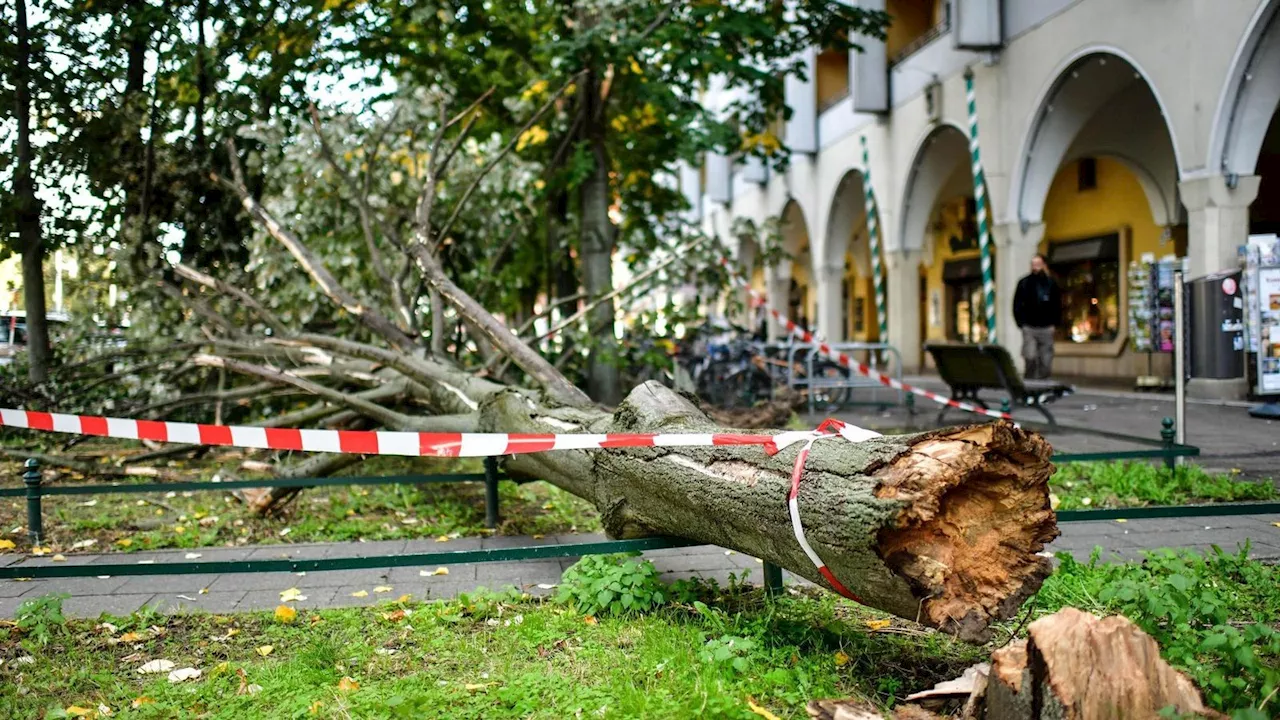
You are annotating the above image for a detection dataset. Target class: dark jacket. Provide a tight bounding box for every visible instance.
[1013,272,1061,328]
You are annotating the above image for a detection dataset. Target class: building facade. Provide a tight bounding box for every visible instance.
[687,0,1280,383]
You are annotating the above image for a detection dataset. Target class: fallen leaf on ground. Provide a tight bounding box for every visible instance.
[583,615,598,626]
[434,535,450,542]
[31,546,50,555]
[198,516,219,527]
[115,539,132,547]
[465,683,494,692]
[256,645,273,657]
[373,585,393,593]
[185,553,202,559]
[137,659,175,674]
[350,590,369,598]
[396,594,412,603]
[0,539,14,550]
[308,701,323,714]
[833,650,850,666]
[80,499,98,507]
[279,587,306,602]
[747,697,781,720]
[864,619,892,631]
[1272,522,1280,528]
[274,605,298,623]
[382,609,406,622]
[131,697,154,709]
[167,667,202,683]
[199,587,209,595]
[337,676,360,692]
[532,534,544,540]
[119,631,143,643]
[51,554,67,562]
[1115,518,1128,524]
[71,539,97,550]
[536,583,557,590]
[65,706,95,717]
[420,567,448,577]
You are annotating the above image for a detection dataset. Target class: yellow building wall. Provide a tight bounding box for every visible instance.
[843,253,878,342]
[920,196,984,343]
[1039,157,1180,378]
[1042,158,1173,261]
[885,0,943,59]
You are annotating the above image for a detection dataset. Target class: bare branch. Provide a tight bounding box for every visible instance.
[214,142,418,352]
[173,262,286,334]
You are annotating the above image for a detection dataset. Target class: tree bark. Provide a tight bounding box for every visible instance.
[481,380,1058,642]
[14,0,51,383]
[578,69,622,405]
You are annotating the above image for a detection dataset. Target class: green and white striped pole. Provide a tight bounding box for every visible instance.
[964,68,997,343]
[859,135,887,343]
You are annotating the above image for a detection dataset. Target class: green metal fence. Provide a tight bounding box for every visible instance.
[1,418,1268,592]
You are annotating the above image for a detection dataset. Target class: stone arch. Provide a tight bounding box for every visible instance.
[1210,0,1280,176]
[1010,49,1182,228]
[823,170,872,277]
[899,123,971,258]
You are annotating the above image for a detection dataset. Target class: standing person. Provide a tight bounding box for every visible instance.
[1013,254,1062,379]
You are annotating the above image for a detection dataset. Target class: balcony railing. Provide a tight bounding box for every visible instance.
[888,17,952,68]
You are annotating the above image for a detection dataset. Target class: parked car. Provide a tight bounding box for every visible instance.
[0,311,71,366]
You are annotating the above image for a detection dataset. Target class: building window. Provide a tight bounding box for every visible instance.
[853,297,866,334]
[1047,233,1121,344]
[1077,158,1097,191]
[942,258,990,343]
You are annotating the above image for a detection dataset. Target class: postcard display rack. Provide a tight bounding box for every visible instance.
[1242,235,1280,416]
[1128,255,1187,390]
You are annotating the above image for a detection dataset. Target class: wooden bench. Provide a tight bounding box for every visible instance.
[924,343,1074,426]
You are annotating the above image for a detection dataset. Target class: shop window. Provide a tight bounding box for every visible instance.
[942,258,990,344]
[853,297,866,334]
[1047,233,1121,344]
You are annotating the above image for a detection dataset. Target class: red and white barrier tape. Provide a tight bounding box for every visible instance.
[1,406,876,602]
[718,257,1014,422]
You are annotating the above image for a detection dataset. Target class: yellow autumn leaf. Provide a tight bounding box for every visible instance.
[516,126,548,152]
[213,661,231,675]
[373,585,393,593]
[131,697,155,709]
[1272,522,1280,528]
[628,57,643,76]
[337,676,360,692]
[31,546,50,555]
[119,631,143,642]
[351,590,369,598]
[583,615,598,626]
[256,645,274,657]
[279,587,307,602]
[0,539,15,550]
[431,567,448,576]
[65,706,95,717]
[309,700,323,714]
[1115,519,1128,524]
[396,594,412,603]
[435,535,450,542]
[274,605,298,624]
[116,538,133,547]
[51,554,67,562]
[833,650,850,666]
[520,79,549,101]
[864,619,892,631]
[465,683,493,692]
[747,697,781,720]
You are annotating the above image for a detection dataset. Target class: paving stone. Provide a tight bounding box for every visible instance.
[0,579,44,597]
[18,575,132,597]
[0,596,30,616]
[205,571,312,593]
[235,587,338,613]
[386,564,476,584]
[246,544,331,561]
[63,593,157,619]
[324,586,387,608]
[474,561,562,581]
[402,537,484,553]
[149,591,248,615]
[116,574,222,595]
[480,535,561,549]
[291,568,390,587]
[322,540,407,558]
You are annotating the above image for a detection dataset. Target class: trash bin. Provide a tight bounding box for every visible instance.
[1187,269,1244,379]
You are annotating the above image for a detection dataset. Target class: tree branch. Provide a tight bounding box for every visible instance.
[173,262,286,334]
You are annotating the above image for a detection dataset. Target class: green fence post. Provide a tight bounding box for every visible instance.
[483,456,500,530]
[24,458,43,546]
[1160,417,1176,472]
[762,560,783,597]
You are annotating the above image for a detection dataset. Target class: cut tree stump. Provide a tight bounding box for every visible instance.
[490,381,1059,641]
[806,608,1224,719]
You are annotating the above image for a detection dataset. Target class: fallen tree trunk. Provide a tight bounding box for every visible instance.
[482,381,1059,642]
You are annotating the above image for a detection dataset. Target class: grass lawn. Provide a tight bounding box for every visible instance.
[1,547,1277,719]
[1050,460,1276,510]
[0,451,602,555]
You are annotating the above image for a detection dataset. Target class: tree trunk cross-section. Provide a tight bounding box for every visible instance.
[485,381,1059,642]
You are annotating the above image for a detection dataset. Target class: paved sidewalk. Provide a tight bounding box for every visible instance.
[2,513,1277,618]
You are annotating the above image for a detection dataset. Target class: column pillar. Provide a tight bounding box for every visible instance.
[885,249,923,372]
[994,222,1044,373]
[765,260,793,342]
[1178,175,1261,278]
[815,263,846,342]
